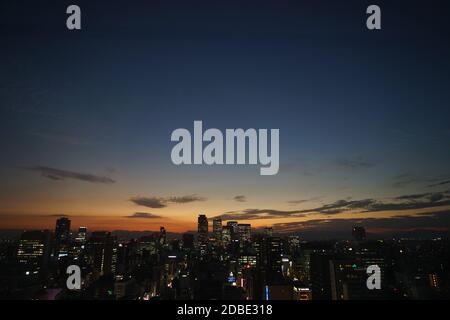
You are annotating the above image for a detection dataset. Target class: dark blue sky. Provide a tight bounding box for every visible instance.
[1,0,449,233]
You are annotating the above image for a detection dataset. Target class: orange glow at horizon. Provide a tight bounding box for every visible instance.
[1,205,449,234]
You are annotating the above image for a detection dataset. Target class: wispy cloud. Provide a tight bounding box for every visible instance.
[295,192,450,215]
[127,212,162,219]
[130,196,166,208]
[392,173,450,188]
[391,172,425,188]
[287,196,322,205]
[268,210,450,235]
[24,166,115,184]
[212,191,450,221]
[428,180,450,188]
[233,195,247,202]
[168,195,207,204]
[212,208,307,221]
[130,194,206,209]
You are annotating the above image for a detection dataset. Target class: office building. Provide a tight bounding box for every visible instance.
[17,230,52,275]
[238,224,251,243]
[75,227,87,243]
[213,218,223,241]
[197,214,208,243]
[88,231,117,276]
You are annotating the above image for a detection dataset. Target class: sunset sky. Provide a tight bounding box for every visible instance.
[1,0,449,238]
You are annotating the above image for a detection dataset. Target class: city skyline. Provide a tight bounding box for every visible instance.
[3,214,448,300]
[1,204,450,241]
[1,0,450,237]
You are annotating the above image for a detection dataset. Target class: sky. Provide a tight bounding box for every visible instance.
[0,0,449,238]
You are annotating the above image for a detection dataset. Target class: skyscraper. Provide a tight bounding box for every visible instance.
[310,251,332,300]
[266,237,283,282]
[75,227,87,243]
[159,227,167,246]
[197,214,208,243]
[222,226,232,247]
[88,231,117,276]
[238,224,251,243]
[227,221,238,241]
[213,218,222,241]
[227,221,238,232]
[55,217,71,243]
[54,217,71,257]
[17,230,51,275]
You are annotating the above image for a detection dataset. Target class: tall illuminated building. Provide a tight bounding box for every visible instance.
[227,221,238,241]
[238,224,251,243]
[213,218,223,241]
[222,226,232,247]
[55,217,71,243]
[197,214,208,243]
[266,237,283,281]
[75,227,87,243]
[227,221,238,232]
[88,231,117,276]
[159,227,167,246]
[17,230,51,275]
[54,217,71,257]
